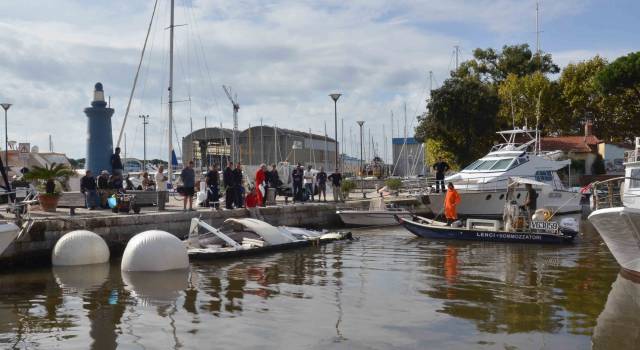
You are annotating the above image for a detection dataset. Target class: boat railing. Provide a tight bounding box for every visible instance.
[441,175,567,193]
[591,177,625,210]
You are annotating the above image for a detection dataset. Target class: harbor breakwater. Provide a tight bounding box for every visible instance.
[1,196,427,267]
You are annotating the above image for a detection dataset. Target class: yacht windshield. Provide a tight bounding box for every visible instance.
[475,160,498,170]
[463,160,482,171]
[490,158,514,170]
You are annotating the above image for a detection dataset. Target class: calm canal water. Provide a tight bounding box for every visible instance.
[0,222,632,349]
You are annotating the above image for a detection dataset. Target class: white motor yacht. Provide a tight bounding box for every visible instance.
[427,128,582,218]
[588,137,640,278]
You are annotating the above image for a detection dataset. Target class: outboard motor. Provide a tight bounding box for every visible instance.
[559,217,579,234]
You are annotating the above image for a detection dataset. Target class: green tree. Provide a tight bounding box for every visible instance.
[454,44,559,83]
[561,55,640,142]
[416,78,499,167]
[498,72,567,134]
[596,51,640,100]
[23,163,76,194]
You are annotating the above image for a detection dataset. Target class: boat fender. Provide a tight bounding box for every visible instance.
[52,230,110,266]
[451,220,463,228]
[559,217,579,233]
[121,230,189,272]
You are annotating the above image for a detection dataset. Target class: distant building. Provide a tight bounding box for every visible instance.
[392,137,426,177]
[598,143,633,175]
[540,121,602,176]
[182,126,338,170]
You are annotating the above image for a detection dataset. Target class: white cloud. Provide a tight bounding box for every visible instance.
[0,0,623,163]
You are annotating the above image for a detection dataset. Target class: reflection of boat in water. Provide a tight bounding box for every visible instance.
[588,138,640,277]
[398,177,579,244]
[186,218,352,260]
[592,272,640,349]
[427,128,582,218]
[336,197,413,227]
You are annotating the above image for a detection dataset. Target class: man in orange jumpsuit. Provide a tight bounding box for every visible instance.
[254,164,267,206]
[444,182,461,224]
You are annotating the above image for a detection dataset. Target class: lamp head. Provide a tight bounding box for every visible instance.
[329,93,341,102]
[0,103,11,111]
[356,121,365,126]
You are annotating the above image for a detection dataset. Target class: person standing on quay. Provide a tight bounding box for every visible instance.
[269,163,280,203]
[255,164,267,206]
[433,157,450,193]
[223,161,234,209]
[80,170,99,210]
[304,165,315,202]
[180,161,196,211]
[291,163,304,203]
[316,167,327,202]
[206,164,220,209]
[155,165,167,191]
[444,182,461,224]
[328,168,343,202]
[111,147,123,176]
[232,162,245,208]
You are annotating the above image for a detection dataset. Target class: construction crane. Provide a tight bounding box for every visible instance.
[222,85,240,163]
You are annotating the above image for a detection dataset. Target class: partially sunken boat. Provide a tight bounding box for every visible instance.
[185,218,352,260]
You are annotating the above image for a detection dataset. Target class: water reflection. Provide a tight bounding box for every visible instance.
[593,272,640,349]
[122,269,189,307]
[0,224,630,349]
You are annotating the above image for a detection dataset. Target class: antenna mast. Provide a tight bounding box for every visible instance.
[168,0,175,183]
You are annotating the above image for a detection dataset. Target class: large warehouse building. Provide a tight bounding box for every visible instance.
[182,126,339,170]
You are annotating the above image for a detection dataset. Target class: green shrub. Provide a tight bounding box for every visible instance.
[385,178,403,191]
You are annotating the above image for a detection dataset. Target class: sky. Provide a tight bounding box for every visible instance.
[0,0,637,162]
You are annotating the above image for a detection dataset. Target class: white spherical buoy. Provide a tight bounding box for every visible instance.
[52,230,110,266]
[121,230,189,272]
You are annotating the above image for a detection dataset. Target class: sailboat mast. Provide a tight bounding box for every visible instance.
[168,0,175,183]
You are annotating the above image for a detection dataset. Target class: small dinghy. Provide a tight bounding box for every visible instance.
[186,218,352,260]
[396,177,580,244]
[0,221,20,257]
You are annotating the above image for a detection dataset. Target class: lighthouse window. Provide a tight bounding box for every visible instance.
[631,169,640,188]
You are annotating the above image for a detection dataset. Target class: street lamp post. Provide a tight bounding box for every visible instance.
[139,114,149,170]
[329,93,341,171]
[357,120,365,199]
[0,103,11,171]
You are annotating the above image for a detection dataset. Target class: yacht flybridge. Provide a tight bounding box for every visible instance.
[427,128,582,218]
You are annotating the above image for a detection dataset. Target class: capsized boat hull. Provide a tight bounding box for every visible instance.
[588,206,640,275]
[337,210,412,227]
[398,216,577,244]
[188,229,352,260]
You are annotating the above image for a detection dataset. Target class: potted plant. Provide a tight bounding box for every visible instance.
[23,163,76,212]
[341,180,357,200]
[384,178,403,196]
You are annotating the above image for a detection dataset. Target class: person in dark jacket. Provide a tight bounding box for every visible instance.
[180,161,196,211]
[206,164,220,209]
[291,163,304,203]
[80,170,99,210]
[433,157,450,193]
[111,147,124,176]
[223,161,234,209]
[232,162,244,208]
[316,167,327,202]
[328,168,343,202]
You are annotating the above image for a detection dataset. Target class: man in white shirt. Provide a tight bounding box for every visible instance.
[155,165,167,191]
[303,165,315,202]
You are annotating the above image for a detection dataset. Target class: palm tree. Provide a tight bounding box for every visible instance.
[23,163,76,195]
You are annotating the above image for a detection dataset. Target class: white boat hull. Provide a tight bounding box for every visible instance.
[337,210,412,226]
[588,206,640,275]
[0,222,20,257]
[427,189,582,218]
